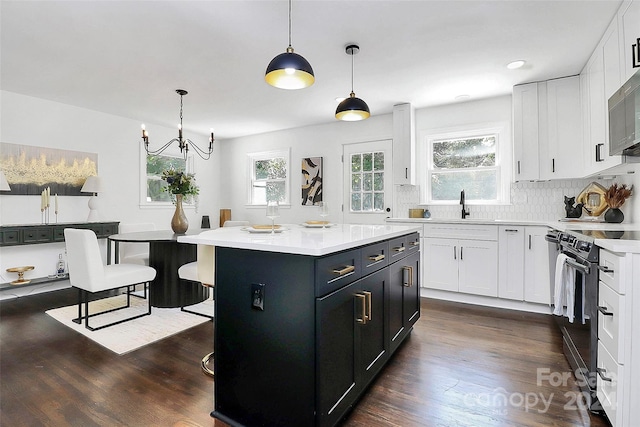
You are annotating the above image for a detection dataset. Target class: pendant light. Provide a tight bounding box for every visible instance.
[335,44,370,121]
[265,0,314,90]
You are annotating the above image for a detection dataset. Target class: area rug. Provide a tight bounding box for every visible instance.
[45,294,213,355]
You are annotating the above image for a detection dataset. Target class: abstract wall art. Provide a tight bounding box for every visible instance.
[302,157,322,206]
[0,142,98,196]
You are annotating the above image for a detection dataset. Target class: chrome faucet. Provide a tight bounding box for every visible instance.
[460,190,470,219]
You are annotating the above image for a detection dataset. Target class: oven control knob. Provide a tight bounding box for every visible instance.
[578,241,591,252]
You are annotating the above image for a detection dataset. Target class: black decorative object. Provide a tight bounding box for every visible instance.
[604,208,624,223]
[201,215,211,229]
[564,196,584,218]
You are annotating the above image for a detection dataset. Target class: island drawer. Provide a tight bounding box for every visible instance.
[316,248,362,297]
[388,233,420,262]
[361,241,389,274]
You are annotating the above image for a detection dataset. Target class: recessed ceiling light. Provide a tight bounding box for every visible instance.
[507,60,526,70]
[455,94,470,101]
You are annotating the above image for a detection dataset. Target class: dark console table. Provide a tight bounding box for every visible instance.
[0,221,119,290]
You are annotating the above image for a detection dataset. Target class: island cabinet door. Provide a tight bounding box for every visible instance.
[316,268,388,427]
[388,251,420,353]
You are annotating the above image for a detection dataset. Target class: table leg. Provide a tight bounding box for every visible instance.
[148,241,204,308]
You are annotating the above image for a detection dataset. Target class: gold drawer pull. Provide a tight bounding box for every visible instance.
[355,293,367,324]
[410,241,419,247]
[368,254,385,262]
[363,291,372,321]
[332,265,355,276]
[402,266,414,287]
[393,246,406,252]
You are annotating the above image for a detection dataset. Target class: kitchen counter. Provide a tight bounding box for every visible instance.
[178,223,421,256]
[387,217,640,252]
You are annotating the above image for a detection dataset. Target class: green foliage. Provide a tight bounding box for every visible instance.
[161,169,199,197]
[433,136,496,169]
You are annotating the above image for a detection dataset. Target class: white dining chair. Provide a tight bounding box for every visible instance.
[64,228,157,331]
[118,222,156,265]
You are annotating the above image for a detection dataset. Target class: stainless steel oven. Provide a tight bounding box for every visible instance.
[546,229,601,412]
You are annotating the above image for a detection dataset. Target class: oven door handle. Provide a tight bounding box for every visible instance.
[565,257,590,275]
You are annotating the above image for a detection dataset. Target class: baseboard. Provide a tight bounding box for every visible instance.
[420,287,553,314]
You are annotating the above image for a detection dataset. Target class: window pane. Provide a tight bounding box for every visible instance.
[432,136,496,169]
[351,154,361,172]
[363,193,372,211]
[352,174,361,191]
[146,155,186,202]
[351,193,362,211]
[431,170,497,201]
[252,182,267,205]
[362,153,373,171]
[373,172,384,191]
[255,157,287,180]
[374,193,384,211]
[373,152,384,171]
[363,173,372,191]
[266,181,286,202]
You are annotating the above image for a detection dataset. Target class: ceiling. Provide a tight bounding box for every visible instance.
[1,0,622,140]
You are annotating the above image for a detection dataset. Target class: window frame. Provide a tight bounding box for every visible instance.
[246,148,291,207]
[418,122,511,205]
[139,144,195,209]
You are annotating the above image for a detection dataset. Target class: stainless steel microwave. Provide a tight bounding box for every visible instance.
[609,69,640,156]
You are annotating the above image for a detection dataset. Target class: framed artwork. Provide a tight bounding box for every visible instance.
[0,142,98,196]
[302,157,322,206]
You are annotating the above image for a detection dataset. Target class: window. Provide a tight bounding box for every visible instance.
[349,150,386,212]
[247,149,290,206]
[420,123,510,204]
[139,146,194,207]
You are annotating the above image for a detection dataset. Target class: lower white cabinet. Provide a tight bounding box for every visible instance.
[596,247,639,427]
[498,225,551,304]
[423,225,498,297]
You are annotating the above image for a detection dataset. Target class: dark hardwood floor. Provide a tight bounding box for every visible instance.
[1,289,609,427]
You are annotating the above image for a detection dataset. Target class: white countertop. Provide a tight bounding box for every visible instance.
[177,224,421,256]
[386,217,640,253]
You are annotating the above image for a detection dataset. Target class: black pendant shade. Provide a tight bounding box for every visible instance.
[335,44,370,121]
[265,46,315,90]
[265,0,314,90]
[335,92,370,121]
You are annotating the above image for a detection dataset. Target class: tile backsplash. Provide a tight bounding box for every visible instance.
[395,178,615,221]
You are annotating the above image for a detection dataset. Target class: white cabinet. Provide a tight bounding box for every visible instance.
[523,226,551,304]
[422,224,497,297]
[596,247,639,427]
[581,15,624,176]
[513,83,541,181]
[498,225,551,304]
[512,76,583,181]
[392,103,415,185]
[498,227,524,300]
[540,77,584,180]
[618,0,640,82]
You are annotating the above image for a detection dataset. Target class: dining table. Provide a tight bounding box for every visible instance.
[107,229,207,308]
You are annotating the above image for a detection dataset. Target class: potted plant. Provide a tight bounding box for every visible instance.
[161,169,199,233]
[603,183,633,223]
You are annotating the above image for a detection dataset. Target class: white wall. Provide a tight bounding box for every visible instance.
[0,90,221,285]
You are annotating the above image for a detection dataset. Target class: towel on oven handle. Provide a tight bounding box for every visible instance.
[552,253,586,323]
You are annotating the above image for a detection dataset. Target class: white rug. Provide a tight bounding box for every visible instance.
[45,294,214,355]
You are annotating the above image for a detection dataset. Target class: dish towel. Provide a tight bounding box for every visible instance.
[553,253,576,322]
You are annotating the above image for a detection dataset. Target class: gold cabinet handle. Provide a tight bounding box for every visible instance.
[363,291,372,321]
[332,265,355,276]
[368,254,385,262]
[355,293,367,324]
[410,241,419,247]
[393,246,406,252]
[402,266,413,287]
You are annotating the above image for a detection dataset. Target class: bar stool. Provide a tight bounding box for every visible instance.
[178,244,215,377]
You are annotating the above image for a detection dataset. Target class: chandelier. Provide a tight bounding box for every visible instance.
[141,89,214,160]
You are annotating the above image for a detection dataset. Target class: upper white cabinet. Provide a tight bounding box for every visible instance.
[619,0,640,82]
[513,83,541,181]
[392,103,416,185]
[582,11,625,175]
[512,76,583,181]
